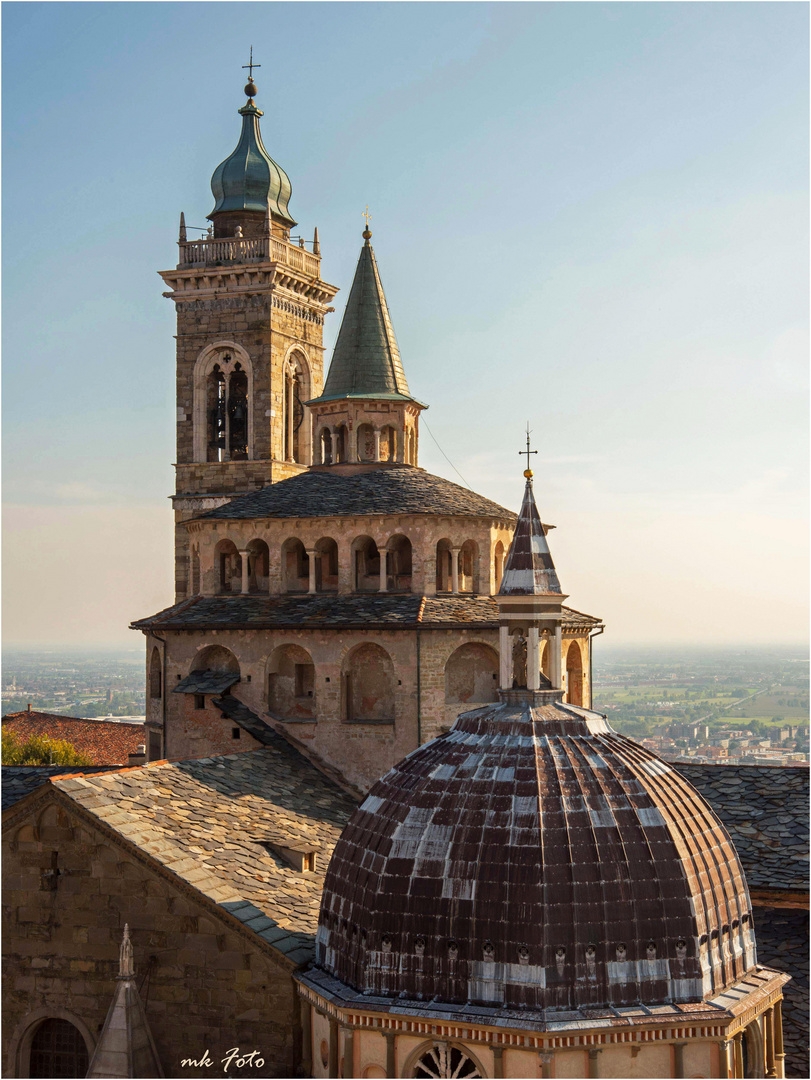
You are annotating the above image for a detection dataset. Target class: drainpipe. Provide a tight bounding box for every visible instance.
[588,626,604,710]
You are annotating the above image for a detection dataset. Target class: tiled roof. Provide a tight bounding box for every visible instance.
[2,765,122,811]
[193,468,516,522]
[132,594,602,631]
[498,478,562,596]
[2,712,145,766]
[673,764,809,893]
[173,671,240,695]
[48,747,357,965]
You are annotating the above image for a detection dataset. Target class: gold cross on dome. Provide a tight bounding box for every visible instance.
[520,423,538,475]
[242,46,261,80]
[362,206,372,228]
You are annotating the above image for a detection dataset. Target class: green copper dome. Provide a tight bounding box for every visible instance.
[210,100,295,225]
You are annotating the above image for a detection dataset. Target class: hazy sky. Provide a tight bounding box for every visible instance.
[3,2,808,649]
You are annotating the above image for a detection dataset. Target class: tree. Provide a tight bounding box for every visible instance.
[1,730,93,766]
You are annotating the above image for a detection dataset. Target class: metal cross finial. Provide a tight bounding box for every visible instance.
[520,422,538,477]
[242,47,261,80]
[362,206,372,228]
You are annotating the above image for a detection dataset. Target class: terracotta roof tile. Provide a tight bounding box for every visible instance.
[2,712,145,766]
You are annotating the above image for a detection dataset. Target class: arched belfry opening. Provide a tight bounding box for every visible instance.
[197,347,254,463]
[283,352,309,464]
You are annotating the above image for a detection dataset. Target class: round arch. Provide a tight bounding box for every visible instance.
[444,643,499,705]
[266,644,316,719]
[565,639,584,707]
[386,534,413,591]
[149,646,162,699]
[7,1008,96,1079]
[402,1040,486,1080]
[281,537,309,592]
[352,535,381,592]
[342,642,395,722]
[191,644,240,675]
[246,538,270,593]
[282,347,312,464]
[192,340,254,462]
[214,538,241,594]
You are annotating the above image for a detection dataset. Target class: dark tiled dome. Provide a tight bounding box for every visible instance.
[316,693,756,1011]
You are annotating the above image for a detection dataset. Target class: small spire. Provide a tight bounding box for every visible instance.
[118,924,134,979]
[242,46,260,101]
[499,447,562,597]
[313,226,320,256]
[362,205,372,243]
[178,212,187,244]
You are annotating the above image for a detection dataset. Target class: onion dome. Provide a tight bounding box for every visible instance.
[317,699,756,1011]
[310,231,419,404]
[209,88,295,226]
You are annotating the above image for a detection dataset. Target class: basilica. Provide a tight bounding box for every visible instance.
[1,73,799,1080]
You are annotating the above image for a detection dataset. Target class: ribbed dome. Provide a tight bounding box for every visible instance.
[210,101,295,225]
[317,693,756,1012]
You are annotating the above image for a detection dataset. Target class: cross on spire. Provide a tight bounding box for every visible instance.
[520,422,538,477]
[362,206,372,228]
[242,47,261,80]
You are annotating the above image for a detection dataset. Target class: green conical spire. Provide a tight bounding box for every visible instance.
[315,233,417,402]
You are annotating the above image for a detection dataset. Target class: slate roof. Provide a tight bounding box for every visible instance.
[132,594,603,632]
[47,747,357,964]
[2,765,122,811]
[2,712,145,766]
[173,671,240,695]
[310,238,414,404]
[673,764,809,894]
[498,478,562,596]
[193,468,516,522]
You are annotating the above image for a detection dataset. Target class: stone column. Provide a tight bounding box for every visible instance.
[384,1032,396,1079]
[286,374,295,462]
[307,550,318,594]
[774,1001,785,1078]
[373,428,381,462]
[328,1017,339,1078]
[379,548,388,592]
[527,626,541,690]
[341,1026,354,1078]
[719,1039,733,1079]
[239,550,250,595]
[331,432,339,464]
[733,1033,744,1079]
[765,1007,777,1079]
[552,625,563,689]
[499,625,511,689]
[492,1046,504,1079]
[538,1051,554,1080]
[673,1041,686,1079]
[587,1047,601,1079]
[451,548,461,594]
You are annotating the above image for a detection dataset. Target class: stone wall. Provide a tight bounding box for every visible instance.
[3,799,299,1078]
[753,907,808,1079]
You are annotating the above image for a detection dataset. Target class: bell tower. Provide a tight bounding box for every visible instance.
[159,69,339,599]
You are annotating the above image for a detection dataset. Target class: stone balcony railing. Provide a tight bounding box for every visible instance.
[178,235,320,276]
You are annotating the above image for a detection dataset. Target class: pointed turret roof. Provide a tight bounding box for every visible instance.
[312,231,420,404]
[498,476,562,595]
[86,926,164,1078]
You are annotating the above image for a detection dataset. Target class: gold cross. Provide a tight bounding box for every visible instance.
[362,206,372,228]
[242,47,261,80]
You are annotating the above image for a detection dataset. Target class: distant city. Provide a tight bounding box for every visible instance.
[1,644,808,765]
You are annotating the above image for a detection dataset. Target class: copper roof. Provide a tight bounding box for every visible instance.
[317,693,757,1011]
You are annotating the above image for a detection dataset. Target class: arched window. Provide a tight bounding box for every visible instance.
[343,643,395,722]
[435,539,453,592]
[228,364,248,460]
[493,540,505,592]
[352,536,381,592]
[335,424,348,463]
[192,645,240,675]
[149,647,162,699]
[459,540,479,593]
[283,352,309,464]
[267,644,315,719]
[281,538,309,592]
[194,342,254,463]
[246,539,270,593]
[565,641,584,706]
[357,423,375,462]
[412,1043,482,1079]
[444,644,499,704]
[386,534,413,591]
[315,537,339,592]
[215,539,241,594]
[29,1018,90,1078]
[319,426,333,465]
[206,364,226,461]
